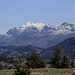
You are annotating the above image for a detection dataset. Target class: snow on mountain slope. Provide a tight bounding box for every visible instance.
[19,22,45,32]
[51,22,75,34]
[0,22,75,48]
[18,22,75,34]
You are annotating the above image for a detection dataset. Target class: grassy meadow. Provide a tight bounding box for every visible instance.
[0,68,74,75]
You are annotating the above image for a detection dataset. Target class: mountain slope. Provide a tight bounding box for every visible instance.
[1,45,44,58]
[0,37,75,59]
[0,46,17,55]
[0,22,75,48]
[47,37,75,58]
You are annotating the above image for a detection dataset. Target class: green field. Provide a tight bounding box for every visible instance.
[0,68,74,75]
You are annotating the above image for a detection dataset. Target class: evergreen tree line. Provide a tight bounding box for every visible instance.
[0,44,74,75]
[26,50,46,68]
[13,50,46,75]
[13,64,31,75]
[51,44,75,68]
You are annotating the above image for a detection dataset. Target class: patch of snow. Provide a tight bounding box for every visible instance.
[19,22,45,31]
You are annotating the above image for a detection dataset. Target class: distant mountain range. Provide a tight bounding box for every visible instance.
[0,22,75,48]
[0,37,75,59]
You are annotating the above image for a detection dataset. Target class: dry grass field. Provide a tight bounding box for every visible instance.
[0,68,74,75]
[0,69,14,75]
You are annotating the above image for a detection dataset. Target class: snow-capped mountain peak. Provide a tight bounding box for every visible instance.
[1,22,75,48]
[8,22,75,35]
[19,22,45,31]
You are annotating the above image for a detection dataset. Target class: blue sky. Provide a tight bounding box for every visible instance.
[0,0,75,34]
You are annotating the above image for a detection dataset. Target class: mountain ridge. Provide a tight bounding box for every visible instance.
[0,22,75,48]
[6,22,75,35]
[0,37,75,59]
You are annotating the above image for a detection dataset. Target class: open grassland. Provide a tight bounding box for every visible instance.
[31,68,74,75]
[0,68,75,75]
[0,69,14,75]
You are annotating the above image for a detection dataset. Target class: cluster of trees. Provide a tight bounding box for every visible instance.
[51,45,68,68]
[51,44,75,68]
[13,44,75,75]
[13,50,46,75]
[28,51,46,68]
[0,56,26,69]
[13,64,31,75]
[0,44,75,75]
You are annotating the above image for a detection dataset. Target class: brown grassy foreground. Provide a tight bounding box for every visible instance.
[0,68,75,75]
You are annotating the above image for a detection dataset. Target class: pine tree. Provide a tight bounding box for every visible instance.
[13,63,31,75]
[51,44,63,68]
[71,51,74,68]
[26,57,30,69]
[40,61,46,68]
[30,50,46,68]
[0,62,2,70]
[61,54,69,68]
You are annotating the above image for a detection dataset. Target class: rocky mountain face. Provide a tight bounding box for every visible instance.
[0,22,75,48]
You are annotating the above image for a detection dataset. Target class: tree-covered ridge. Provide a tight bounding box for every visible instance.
[0,44,75,71]
[0,37,75,59]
